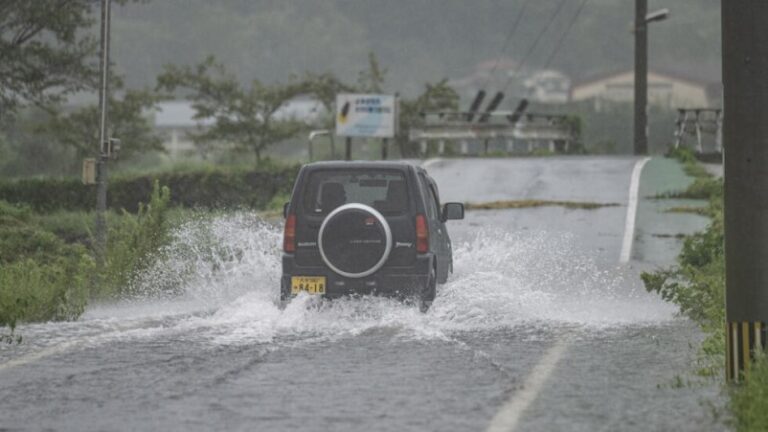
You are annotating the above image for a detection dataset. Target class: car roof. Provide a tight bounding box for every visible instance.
[301,160,422,172]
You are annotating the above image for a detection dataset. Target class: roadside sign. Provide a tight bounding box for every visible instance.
[82,158,96,185]
[335,93,397,138]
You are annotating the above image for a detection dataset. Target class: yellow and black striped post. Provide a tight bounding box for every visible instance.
[722,2,768,382]
[726,322,766,382]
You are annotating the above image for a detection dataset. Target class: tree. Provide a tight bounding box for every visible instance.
[302,72,355,133]
[396,80,459,157]
[0,1,135,117]
[40,84,164,168]
[156,56,309,163]
[357,52,387,93]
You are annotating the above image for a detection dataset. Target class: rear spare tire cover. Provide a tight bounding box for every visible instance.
[318,203,392,278]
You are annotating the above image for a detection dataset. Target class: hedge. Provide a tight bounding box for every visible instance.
[0,165,300,212]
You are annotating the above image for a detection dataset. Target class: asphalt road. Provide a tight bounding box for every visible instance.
[0,157,723,431]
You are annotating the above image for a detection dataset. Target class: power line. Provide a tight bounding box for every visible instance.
[480,0,535,91]
[501,0,568,94]
[542,0,589,70]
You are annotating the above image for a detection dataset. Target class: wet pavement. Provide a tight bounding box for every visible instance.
[0,157,724,431]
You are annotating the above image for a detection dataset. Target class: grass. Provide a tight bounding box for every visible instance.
[465,199,619,211]
[651,233,687,239]
[95,181,172,299]
[0,201,93,340]
[730,354,768,432]
[664,206,711,216]
[0,257,91,330]
[642,147,768,431]
[0,181,176,340]
[642,148,725,376]
[655,176,723,200]
[655,147,723,201]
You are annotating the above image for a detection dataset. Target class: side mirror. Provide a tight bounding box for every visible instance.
[442,202,464,221]
[283,202,290,219]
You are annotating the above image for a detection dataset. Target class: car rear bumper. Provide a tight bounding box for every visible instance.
[281,253,433,300]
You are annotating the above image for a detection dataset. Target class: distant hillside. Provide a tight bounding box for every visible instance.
[111,0,721,100]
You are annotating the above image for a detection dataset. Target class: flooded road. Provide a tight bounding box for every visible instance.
[0,157,722,431]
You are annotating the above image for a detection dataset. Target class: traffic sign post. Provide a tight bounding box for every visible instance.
[335,93,396,160]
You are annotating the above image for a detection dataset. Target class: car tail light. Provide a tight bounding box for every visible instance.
[416,214,428,253]
[283,214,296,252]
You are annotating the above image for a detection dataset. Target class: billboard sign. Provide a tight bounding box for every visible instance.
[335,93,397,138]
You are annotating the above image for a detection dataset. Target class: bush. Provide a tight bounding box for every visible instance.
[33,210,94,245]
[0,180,176,336]
[97,180,173,298]
[0,200,93,336]
[0,164,299,212]
[0,256,92,329]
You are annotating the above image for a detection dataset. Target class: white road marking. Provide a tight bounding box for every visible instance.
[485,339,570,432]
[619,157,652,263]
[0,341,80,372]
[0,322,154,373]
[486,157,651,431]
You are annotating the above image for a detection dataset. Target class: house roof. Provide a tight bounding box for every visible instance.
[571,68,714,89]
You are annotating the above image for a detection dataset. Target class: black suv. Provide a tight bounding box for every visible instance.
[281,161,464,311]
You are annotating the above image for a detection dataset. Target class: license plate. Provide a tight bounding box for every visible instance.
[291,276,326,295]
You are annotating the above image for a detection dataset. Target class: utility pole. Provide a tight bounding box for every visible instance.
[381,138,388,160]
[633,0,648,155]
[633,2,669,155]
[94,0,112,266]
[723,0,768,382]
[345,137,352,161]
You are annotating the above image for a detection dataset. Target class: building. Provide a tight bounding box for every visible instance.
[448,58,521,102]
[151,101,213,157]
[570,69,712,110]
[523,70,571,104]
[151,97,326,158]
[273,96,325,123]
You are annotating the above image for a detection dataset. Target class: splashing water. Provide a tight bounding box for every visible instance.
[80,212,675,346]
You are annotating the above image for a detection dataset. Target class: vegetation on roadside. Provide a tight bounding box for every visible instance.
[465,199,618,211]
[643,147,724,375]
[642,147,767,431]
[0,164,299,213]
[730,354,768,432]
[97,181,172,298]
[0,201,92,341]
[0,181,175,340]
[663,206,711,216]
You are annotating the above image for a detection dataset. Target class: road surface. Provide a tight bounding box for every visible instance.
[0,157,722,431]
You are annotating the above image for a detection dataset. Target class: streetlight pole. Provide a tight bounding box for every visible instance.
[633,0,648,155]
[94,0,112,266]
[633,2,669,155]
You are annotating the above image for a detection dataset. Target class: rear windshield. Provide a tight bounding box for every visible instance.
[301,169,409,215]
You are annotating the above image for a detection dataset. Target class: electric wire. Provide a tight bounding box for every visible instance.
[480,0,535,92]
[500,0,568,94]
[542,0,589,70]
